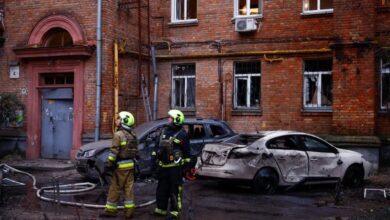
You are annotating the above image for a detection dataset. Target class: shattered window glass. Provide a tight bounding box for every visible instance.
[267,136,299,150]
[210,124,228,137]
[172,64,195,108]
[187,124,205,139]
[303,59,332,110]
[234,61,261,109]
[381,57,390,111]
[173,0,197,21]
[301,136,334,153]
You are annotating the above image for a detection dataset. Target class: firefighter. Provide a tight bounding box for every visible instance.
[101,111,138,219]
[153,109,191,220]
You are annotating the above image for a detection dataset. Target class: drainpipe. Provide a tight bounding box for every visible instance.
[113,40,119,133]
[151,46,158,120]
[95,0,102,141]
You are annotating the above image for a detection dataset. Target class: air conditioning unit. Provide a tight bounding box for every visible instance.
[235,18,257,32]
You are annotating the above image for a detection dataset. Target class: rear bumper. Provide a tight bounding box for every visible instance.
[195,160,254,180]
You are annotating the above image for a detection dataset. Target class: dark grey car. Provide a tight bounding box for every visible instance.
[76,117,235,180]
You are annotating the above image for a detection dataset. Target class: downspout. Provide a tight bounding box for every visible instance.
[113,41,119,133]
[95,0,102,141]
[151,46,158,120]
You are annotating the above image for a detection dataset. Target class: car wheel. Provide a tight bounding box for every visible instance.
[342,165,364,188]
[252,169,278,194]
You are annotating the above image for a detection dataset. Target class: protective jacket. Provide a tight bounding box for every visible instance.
[104,128,138,218]
[154,125,190,219]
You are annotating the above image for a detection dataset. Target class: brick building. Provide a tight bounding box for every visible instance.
[0,0,389,161]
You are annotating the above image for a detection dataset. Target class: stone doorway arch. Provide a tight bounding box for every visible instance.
[14,15,94,159]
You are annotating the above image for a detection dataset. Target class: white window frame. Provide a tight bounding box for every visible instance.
[380,58,390,110]
[171,0,198,23]
[234,63,261,109]
[303,71,332,109]
[302,0,333,15]
[171,64,196,109]
[234,0,263,18]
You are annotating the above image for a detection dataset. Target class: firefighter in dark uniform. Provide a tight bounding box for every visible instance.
[153,109,191,220]
[101,111,138,219]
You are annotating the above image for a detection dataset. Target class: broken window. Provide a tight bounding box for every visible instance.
[381,0,390,6]
[267,136,300,150]
[210,124,228,137]
[303,59,332,110]
[43,28,73,47]
[303,0,333,13]
[234,61,261,109]
[381,57,390,110]
[172,0,197,22]
[172,64,195,109]
[301,135,335,153]
[235,0,263,17]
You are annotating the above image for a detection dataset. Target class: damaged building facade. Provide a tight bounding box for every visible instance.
[0,0,389,161]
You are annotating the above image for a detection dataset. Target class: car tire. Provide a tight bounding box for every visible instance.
[252,169,278,194]
[342,165,364,188]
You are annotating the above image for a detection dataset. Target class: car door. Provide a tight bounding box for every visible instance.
[266,135,309,183]
[137,126,165,176]
[299,135,343,178]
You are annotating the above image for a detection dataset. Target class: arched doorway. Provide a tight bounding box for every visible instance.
[14,15,94,159]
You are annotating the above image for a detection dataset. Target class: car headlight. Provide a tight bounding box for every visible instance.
[83,149,97,158]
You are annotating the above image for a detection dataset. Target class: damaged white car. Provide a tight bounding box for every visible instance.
[196,131,373,194]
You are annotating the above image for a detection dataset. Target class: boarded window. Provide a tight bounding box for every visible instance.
[234,61,261,109]
[303,59,332,110]
[172,64,196,108]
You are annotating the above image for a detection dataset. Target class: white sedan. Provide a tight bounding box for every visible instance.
[196,131,373,194]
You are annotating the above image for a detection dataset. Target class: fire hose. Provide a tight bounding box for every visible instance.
[0,163,156,209]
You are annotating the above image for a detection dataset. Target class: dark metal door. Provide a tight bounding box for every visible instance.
[41,88,73,159]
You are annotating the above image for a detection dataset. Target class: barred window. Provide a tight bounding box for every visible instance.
[303,59,332,110]
[172,64,196,109]
[234,61,261,109]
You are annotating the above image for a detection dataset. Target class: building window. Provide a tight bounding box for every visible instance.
[381,57,390,110]
[172,64,195,109]
[234,61,261,109]
[171,0,197,23]
[380,0,390,6]
[40,73,74,86]
[43,28,73,47]
[302,0,333,14]
[303,59,333,110]
[234,0,263,18]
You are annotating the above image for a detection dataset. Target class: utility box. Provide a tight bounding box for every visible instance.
[235,18,257,32]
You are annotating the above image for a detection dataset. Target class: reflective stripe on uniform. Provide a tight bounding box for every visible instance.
[182,158,191,164]
[154,208,167,215]
[178,185,182,210]
[108,153,117,162]
[117,159,134,169]
[170,211,179,217]
[173,138,181,144]
[158,161,180,168]
[120,137,127,146]
[105,201,117,210]
[124,200,135,209]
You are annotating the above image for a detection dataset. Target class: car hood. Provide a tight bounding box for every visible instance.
[79,139,112,152]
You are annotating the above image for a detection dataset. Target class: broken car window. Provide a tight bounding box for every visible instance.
[210,124,227,137]
[301,136,335,153]
[267,136,299,150]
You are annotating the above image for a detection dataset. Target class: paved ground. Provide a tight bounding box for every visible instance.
[1,163,390,220]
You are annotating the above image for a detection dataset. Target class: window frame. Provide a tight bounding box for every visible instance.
[303,60,333,111]
[171,0,198,23]
[233,61,261,110]
[171,63,196,109]
[234,0,263,18]
[302,0,333,15]
[380,58,390,111]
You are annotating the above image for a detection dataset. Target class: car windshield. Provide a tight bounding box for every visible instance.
[133,119,167,140]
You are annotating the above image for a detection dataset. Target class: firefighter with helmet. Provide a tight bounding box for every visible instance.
[101,111,138,219]
[153,109,191,220]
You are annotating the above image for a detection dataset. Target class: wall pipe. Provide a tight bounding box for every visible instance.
[113,41,119,133]
[123,48,332,60]
[151,46,158,120]
[95,0,102,141]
